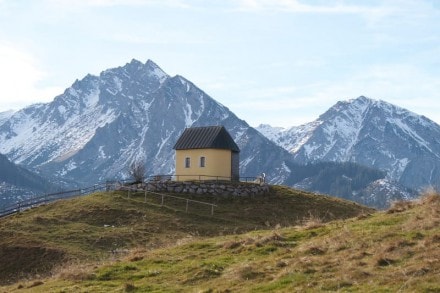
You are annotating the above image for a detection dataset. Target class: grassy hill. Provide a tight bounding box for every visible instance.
[2,193,438,292]
[0,185,371,287]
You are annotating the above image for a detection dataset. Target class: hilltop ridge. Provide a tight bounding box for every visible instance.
[0,185,371,286]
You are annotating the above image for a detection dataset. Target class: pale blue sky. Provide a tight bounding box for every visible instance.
[0,0,439,127]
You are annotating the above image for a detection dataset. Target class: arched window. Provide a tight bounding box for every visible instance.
[200,156,206,167]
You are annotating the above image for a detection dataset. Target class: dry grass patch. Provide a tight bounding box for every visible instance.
[387,200,414,213]
[54,262,97,282]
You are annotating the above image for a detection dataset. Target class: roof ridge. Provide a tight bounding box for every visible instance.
[173,125,239,152]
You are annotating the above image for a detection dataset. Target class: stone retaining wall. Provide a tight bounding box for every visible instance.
[126,180,270,197]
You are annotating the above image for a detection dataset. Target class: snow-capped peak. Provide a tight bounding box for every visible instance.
[257,96,440,191]
[145,59,169,83]
[256,120,321,153]
[256,124,286,141]
[0,58,292,191]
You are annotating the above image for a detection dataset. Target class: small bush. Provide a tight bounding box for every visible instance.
[128,160,146,184]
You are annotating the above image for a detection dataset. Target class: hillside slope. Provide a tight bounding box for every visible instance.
[284,161,417,209]
[0,186,370,286]
[0,154,54,209]
[5,193,439,292]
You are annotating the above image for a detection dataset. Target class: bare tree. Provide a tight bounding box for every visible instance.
[128,160,146,184]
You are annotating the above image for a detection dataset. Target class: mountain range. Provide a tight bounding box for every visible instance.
[1,59,437,208]
[0,59,292,188]
[256,96,440,192]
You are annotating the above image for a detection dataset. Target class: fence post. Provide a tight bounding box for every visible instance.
[161,195,164,206]
[128,190,130,199]
[186,199,189,213]
[144,190,147,203]
[211,204,214,216]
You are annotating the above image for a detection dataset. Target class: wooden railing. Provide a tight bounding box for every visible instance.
[118,186,217,215]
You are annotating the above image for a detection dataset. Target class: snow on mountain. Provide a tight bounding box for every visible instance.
[0,110,15,126]
[257,120,322,153]
[0,59,293,187]
[255,124,286,142]
[0,61,425,209]
[259,96,440,191]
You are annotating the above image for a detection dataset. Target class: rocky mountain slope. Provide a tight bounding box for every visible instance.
[0,110,14,126]
[0,59,293,187]
[0,153,53,209]
[283,161,416,209]
[257,96,440,191]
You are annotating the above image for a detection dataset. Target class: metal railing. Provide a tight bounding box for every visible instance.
[0,183,107,218]
[106,175,263,190]
[116,174,261,184]
[163,174,258,182]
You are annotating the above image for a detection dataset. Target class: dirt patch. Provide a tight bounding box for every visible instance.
[0,245,65,285]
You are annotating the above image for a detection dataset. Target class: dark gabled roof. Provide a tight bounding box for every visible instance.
[173,126,240,152]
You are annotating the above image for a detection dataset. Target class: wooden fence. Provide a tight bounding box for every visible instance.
[118,186,217,215]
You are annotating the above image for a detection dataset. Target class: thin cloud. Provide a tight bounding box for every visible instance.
[0,43,62,111]
[232,0,438,28]
[44,0,192,8]
[109,31,214,45]
[234,0,385,15]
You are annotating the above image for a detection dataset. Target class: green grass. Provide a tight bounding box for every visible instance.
[8,191,438,292]
[0,185,373,289]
